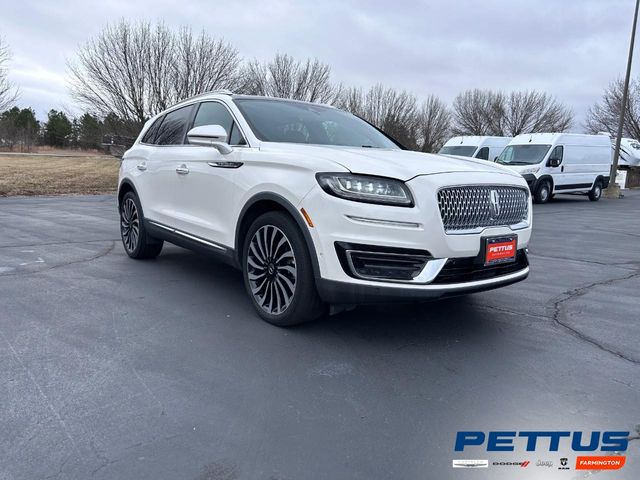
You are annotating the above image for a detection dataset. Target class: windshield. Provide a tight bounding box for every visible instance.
[233,98,400,149]
[496,144,551,165]
[438,145,478,157]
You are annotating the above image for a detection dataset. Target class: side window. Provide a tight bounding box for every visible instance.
[475,147,489,160]
[141,117,161,144]
[193,102,245,146]
[550,145,564,161]
[155,105,194,145]
[229,123,247,146]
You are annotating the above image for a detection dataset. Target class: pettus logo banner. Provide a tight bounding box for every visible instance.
[575,456,626,470]
[452,459,488,468]
[484,236,517,265]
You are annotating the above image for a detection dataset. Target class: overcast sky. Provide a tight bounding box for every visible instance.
[1,0,637,129]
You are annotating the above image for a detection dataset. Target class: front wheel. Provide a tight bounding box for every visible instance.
[242,212,325,326]
[588,180,603,201]
[534,180,552,204]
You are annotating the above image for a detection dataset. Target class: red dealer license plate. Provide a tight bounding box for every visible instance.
[484,236,517,266]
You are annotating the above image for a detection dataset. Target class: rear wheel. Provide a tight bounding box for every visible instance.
[119,191,163,259]
[534,180,552,204]
[588,180,603,201]
[242,211,325,326]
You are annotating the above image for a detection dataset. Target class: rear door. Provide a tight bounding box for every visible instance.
[146,103,196,227]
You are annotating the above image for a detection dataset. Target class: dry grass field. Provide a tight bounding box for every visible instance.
[0,154,120,196]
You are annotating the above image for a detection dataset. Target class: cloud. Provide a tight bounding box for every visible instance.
[1,0,635,129]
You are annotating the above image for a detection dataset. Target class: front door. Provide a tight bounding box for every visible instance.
[170,101,249,247]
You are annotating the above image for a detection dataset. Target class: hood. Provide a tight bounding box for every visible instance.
[259,143,522,181]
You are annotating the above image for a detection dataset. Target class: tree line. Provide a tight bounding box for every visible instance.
[0,21,635,154]
[0,107,121,152]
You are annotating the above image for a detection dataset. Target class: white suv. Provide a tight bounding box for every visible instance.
[118,91,532,326]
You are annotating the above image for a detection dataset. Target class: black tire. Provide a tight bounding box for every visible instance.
[534,180,552,204]
[119,191,164,259]
[588,180,603,201]
[242,211,325,326]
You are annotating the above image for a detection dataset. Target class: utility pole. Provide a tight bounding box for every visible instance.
[606,0,640,198]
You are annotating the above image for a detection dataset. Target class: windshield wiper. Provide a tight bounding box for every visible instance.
[361,145,379,148]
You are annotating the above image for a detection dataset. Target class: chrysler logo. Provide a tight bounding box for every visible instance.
[489,190,500,218]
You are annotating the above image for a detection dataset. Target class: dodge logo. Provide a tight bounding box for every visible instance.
[489,190,500,218]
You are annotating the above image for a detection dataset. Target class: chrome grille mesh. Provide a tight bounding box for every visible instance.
[437,185,529,233]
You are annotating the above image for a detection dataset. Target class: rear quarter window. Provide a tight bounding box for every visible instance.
[141,117,162,144]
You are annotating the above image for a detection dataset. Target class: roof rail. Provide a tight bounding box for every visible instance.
[174,89,234,106]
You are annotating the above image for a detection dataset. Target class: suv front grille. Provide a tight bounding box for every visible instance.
[437,185,529,233]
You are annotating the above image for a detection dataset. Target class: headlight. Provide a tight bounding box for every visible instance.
[316,173,414,207]
[520,166,540,175]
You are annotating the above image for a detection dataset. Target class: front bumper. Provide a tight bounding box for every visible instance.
[317,263,529,303]
[299,171,533,303]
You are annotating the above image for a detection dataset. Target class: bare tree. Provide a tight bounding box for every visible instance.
[501,91,573,135]
[585,78,640,139]
[0,38,19,111]
[240,53,337,103]
[68,21,242,132]
[451,89,503,136]
[336,84,420,149]
[452,89,572,136]
[417,95,450,153]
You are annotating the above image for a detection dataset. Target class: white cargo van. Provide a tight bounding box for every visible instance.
[439,136,511,161]
[496,133,612,203]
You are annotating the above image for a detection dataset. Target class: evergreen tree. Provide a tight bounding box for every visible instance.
[43,110,72,147]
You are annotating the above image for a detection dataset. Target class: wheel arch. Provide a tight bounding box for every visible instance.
[537,174,554,192]
[234,193,320,279]
[593,175,606,188]
[117,179,139,209]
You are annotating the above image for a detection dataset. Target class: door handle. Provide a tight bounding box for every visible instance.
[175,165,189,175]
[136,163,147,171]
[207,161,244,169]
[561,166,564,172]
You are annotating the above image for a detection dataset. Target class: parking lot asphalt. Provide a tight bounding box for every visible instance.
[1,192,639,480]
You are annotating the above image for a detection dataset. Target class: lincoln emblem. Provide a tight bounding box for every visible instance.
[489,190,500,218]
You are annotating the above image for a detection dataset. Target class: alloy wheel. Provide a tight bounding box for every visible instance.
[121,197,140,253]
[246,225,297,315]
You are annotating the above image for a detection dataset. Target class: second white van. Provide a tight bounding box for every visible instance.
[439,136,511,161]
[496,133,612,203]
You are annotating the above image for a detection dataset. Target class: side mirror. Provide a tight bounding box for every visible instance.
[494,156,499,162]
[187,125,233,154]
[547,157,561,167]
